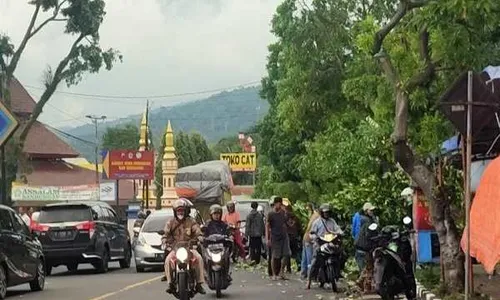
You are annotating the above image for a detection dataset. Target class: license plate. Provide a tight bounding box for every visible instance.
[212,243,224,248]
[55,231,71,238]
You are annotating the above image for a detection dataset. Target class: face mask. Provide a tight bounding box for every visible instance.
[177,213,185,220]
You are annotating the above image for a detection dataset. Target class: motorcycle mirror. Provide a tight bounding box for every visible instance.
[368,223,378,231]
[403,216,412,225]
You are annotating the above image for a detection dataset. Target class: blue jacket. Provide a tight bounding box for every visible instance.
[352,212,361,240]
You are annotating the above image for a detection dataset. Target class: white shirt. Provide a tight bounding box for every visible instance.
[21,214,31,227]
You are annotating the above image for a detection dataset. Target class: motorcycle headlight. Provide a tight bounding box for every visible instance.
[176,247,189,262]
[211,252,222,263]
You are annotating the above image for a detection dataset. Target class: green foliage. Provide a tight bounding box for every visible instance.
[101,123,140,150]
[174,131,213,168]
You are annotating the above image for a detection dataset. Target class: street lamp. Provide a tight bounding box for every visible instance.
[86,115,107,192]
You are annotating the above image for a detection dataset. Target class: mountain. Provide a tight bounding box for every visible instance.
[57,86,268,161]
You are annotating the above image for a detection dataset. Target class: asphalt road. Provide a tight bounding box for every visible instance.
[5,262,361,300]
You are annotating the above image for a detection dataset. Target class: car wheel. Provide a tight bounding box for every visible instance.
[119,244,131,269]
[96,248,110,273]
[0,266,7,299]
[136,265,145,273]
[66,263,78,272]
[29,259,45,292]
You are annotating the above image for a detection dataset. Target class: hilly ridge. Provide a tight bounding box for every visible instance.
[58,86,268,161]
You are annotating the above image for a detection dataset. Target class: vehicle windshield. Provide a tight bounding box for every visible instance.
[142,214,172,232]
[39,206,91,223]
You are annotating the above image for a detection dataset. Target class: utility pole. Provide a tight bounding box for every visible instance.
[0,66,6,205]
[86,114,106,198]
[144,100,150,209]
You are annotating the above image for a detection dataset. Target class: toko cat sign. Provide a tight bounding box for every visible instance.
[220,153,256,172]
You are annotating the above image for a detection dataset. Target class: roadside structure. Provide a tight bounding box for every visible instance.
[136,116,178,208]
[3,78,134,210]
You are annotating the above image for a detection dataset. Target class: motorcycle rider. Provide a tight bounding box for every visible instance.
[203,204,233,282]
[222,201,246,259]
[306,203,344,290]
[133,211,147,228]
[162,199,206,295]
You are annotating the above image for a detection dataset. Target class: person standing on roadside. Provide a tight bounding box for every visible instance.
[283,203,302,273]
[266,196,291,280]
[19,207,30,227]
[246,201,265,265]
[301,204,320,279]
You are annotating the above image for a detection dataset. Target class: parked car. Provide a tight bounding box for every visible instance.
[0,204,45,299]
[133,207,204,272]
[31,202,131,275]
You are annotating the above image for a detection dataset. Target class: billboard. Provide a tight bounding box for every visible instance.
[11,182,116,202]
[220,153,256,172]
[102,150,154,180]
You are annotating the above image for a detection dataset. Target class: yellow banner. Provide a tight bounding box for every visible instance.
[220,153,256,171]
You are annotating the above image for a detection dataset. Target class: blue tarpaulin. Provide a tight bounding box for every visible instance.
[441,135,460,154]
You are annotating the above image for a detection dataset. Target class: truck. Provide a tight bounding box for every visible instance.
[175,160,233,220]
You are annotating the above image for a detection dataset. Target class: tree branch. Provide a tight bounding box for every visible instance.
[372,0,428,56]
[406,28,436,91]
[29,0,68,39]
[18,33,85,144]
[6,3,41,77]
[7,0,68,79]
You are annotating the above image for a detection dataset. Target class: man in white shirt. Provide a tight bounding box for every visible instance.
[19,207,31,227]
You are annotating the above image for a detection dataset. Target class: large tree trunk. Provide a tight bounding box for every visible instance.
[429,190,465,292]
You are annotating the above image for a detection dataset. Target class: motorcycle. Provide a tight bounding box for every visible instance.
[200,229,233,298]
[158,230,199,300]
[368,216,417,300]
[310,232,343,292]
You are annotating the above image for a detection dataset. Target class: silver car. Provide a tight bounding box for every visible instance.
[133,209,204,272]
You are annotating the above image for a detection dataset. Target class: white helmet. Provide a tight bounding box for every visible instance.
[257,205,263,213]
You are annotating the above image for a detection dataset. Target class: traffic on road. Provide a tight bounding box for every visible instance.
[0,194,421,300]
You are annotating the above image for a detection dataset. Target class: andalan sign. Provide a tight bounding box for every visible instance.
[12,183,100,202]
[413,188,434,230]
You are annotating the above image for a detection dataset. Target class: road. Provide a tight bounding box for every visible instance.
[5,262,359,300]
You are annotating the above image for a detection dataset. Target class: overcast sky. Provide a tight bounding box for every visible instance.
[0,0,279,128]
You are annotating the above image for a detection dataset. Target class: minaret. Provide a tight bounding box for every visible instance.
[137,109,155,208]
[161,120,178,207]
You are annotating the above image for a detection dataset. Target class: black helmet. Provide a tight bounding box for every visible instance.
[210,204,223,216]
[137,211,146,219]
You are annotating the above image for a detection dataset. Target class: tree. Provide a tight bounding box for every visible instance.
[101,124,140,150]
[353,0,500,292]
[0,0,121,199]
[174,131,213,168]
[257,0,496,293]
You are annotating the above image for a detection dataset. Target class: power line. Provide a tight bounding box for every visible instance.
[44,123,95,146]
[24,80,261,100]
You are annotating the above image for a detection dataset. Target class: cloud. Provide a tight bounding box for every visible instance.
[0,0,280,128]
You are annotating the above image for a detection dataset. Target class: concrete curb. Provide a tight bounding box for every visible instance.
[416,280,441,300]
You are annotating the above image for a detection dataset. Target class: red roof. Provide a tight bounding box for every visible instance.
[1,77,80,158]
[7,77,36,115]
[24,160,135,205]
[23,121,79,158]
